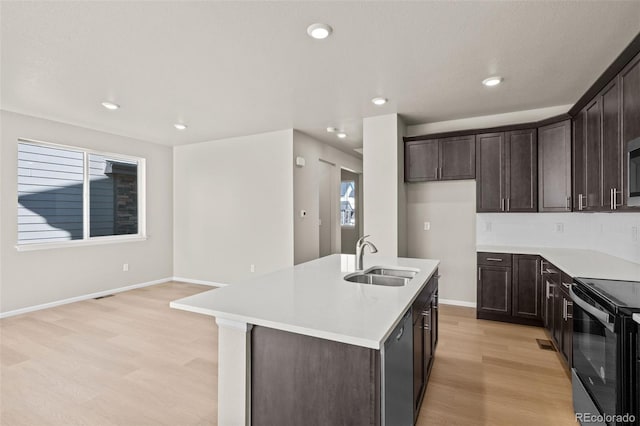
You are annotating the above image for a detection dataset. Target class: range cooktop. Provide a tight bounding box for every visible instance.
[573,277,640,314]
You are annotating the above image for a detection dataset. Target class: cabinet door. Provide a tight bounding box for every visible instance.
[601,78,622,211]
[477,265,511,317]
[405,140,439,182]
[439,135,476,180]
[585,98,604,210]
[512,255,542,320]
[505,129,537,212]
[543,276,555,333]
[413,315,424,414]
[621,52,640,210]
[538,120,572,212]
[573,110,587,211]
[476,133,506,212]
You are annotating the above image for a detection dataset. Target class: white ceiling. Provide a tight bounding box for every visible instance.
[2,1,639,155]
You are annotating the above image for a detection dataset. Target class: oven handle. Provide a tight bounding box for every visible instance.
[569,287,615,332]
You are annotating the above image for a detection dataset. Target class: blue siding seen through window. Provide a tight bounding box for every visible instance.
[18,143,84,242]
[17,142,140,244]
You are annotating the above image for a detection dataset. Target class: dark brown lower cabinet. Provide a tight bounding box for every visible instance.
[541,262,573,371]
[477,253,542,326]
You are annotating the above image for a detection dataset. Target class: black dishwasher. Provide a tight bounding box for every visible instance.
[383,309,413,426]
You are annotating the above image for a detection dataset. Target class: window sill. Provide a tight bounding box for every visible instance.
[15,235,147,252]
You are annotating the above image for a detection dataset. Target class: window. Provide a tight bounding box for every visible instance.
[17,139,145,247]
[340,180,356,227]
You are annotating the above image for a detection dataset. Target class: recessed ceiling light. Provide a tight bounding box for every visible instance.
[307,23,333,40]
[101,101,120,110]
[326,127,338,133]
[371,97,387,106]
[337,132,347,139]
[482,76,503,87]
[174,123,187,130]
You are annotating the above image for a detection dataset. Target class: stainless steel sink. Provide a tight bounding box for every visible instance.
[365,267,418,279]
[344,272,408,287]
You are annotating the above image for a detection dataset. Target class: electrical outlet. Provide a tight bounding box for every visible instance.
[423,221,430,231]
[485,222,492,232]
[555,223,564,233]
[250,264,255,273]
[123,263,129,272]
[632,226,639,242]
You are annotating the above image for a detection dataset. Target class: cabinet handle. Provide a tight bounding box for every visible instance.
[540,260,546,275]
[486,258,503,262]
[395,326,404,341]
[500,198,505,211]
[563,299,567,321]
[566,301,573,319]
[478,267,482,281]
[423,325,430,331]
[506,198,510,212]
[613,188,622,210]
[546,281,550,299]
[562,282,572,290]
[435,168,438,180]
[610,188,615,211]
[566,196,571,211]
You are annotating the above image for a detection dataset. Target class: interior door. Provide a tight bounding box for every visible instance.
[318,160,333,257]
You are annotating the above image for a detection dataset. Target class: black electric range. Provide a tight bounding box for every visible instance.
[571,277,640,426]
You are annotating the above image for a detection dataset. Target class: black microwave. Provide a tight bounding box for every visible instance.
[629,137,640,207]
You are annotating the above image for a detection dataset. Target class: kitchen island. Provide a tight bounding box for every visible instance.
[170,254,440,426]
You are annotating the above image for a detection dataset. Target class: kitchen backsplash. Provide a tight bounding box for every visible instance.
[476,213,640,264]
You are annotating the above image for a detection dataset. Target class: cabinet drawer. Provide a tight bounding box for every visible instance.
[478,252,512,266]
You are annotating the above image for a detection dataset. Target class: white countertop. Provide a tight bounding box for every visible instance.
[477,245,640,281]
[170,254,439,350]
[634,314,640,325]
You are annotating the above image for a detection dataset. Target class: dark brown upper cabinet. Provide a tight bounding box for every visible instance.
[505,129,538,212]
[476,133,505,212]
[538,120,572,212]
[573,78,624,212]
[404,135,475,182]
[573,110,587,211]
[476,129,537,212]
[621,52,640,210]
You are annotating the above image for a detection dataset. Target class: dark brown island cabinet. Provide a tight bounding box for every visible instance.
[475,129,537,213]
[251,272,439,426]
[476,253,542,326]
[404,135,475,182]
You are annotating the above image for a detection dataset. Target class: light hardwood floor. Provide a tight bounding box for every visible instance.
[1,282,577,425]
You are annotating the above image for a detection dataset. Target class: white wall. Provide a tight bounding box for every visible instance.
[0,110,173,313]
[293,131,363,264]
[477,213,640,264]
[173,129,294,283]
[363,113,406,257]
[407,181,477,305]
[406,105,572,137]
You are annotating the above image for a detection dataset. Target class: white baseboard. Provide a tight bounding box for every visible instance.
[172,276,228,287]
[439,298,476,308]
[0,277,173,319]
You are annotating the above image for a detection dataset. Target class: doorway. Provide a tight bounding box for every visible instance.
[318,160,334,257]
[340,169,361,254]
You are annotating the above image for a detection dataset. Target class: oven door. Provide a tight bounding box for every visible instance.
[571,286,618,418]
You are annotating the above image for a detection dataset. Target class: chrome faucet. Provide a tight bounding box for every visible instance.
[356,235,378,270]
